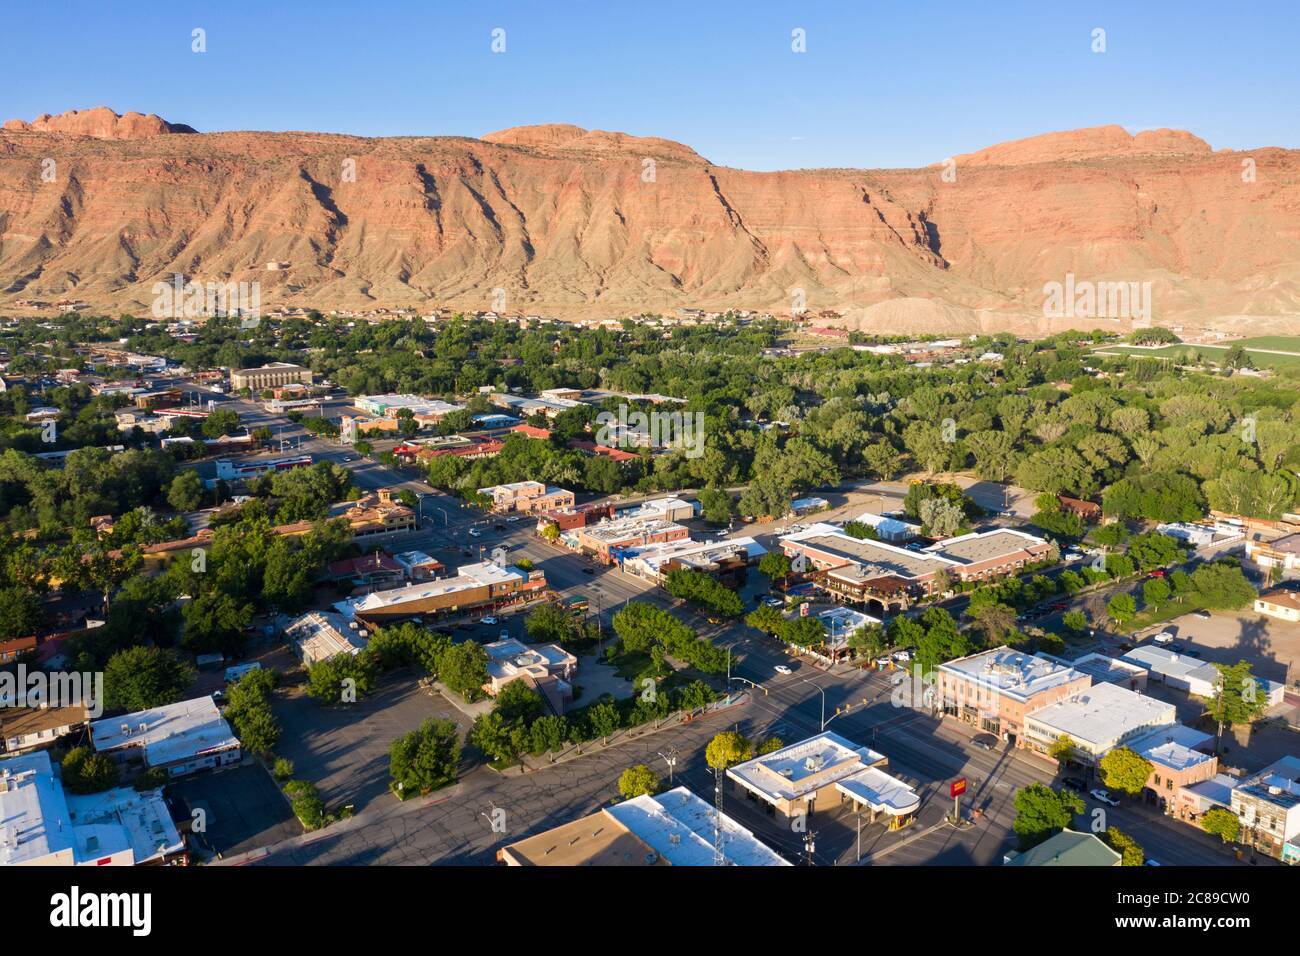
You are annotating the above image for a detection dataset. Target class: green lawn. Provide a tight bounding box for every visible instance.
[1098,343,1300,369]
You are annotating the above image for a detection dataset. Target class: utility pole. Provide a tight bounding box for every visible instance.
[803,828,817,866]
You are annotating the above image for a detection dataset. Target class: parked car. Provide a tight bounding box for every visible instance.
[774,664,792,675]
[707,617,724,626]
[1062,776,1087,792]
[892,649,912,662]
[763,596,784,607]
[582,567,595,575]
[1090,789,1120,806]
[1192,610,1212,620]
[1144,858,1162,866]
[480,616,499,626]
[506,515,522,523]
[1152,631,1175,645]
[972,734,998,751]
[499,629,509,641]
[468,528,482,537]
[1147,569,1166,578]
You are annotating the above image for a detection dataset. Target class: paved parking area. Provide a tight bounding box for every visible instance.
[1159,609,1299,685]
[271,669,472,813]
[168,762,299,860]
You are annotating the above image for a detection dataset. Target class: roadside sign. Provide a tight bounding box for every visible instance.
[950,778,967,799]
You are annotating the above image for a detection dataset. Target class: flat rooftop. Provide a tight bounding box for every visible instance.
[501,787,788,866]
[90,696,239,767]
[605,787,790,866]
[786,527,954,580]
[727,731,886,802]
[927,528,1051,565]
[1025,683,1176,750]
[1121,646,1220,684]
[350,561,523,611]
[940,649,1086,702]
[1056,652,1148,686]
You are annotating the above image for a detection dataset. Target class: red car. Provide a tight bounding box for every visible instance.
[1147,569,1166,578]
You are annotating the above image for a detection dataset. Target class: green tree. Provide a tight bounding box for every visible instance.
[438,641,490,701]
[1048,734,1076,764]
[1107,593,1137,625]
[618,764,661,799]
[102,646,196,712]
[166,469,205,511]
[705,730,752,770]
[1012,783,1084,849]
[1200,807,1241,844]
[1103,826,1145,866]
[1098,746,1153,797]
[1209,660,1270,748]
[758,550,792,583]
[389,718,461,796]
[61,745,120,794]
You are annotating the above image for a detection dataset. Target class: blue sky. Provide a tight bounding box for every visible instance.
[3,0,1296,170]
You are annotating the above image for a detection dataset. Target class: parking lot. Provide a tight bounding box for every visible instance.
[168,763,300,860]
[271,669,474,813]
[1147,608,1299,686]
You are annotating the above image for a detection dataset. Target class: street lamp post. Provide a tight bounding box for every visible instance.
[802,679,827,731]
[658,748,679,787]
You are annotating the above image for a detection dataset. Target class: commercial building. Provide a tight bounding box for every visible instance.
[780,524,1053,613]
[1003,829,1121,867]
[1245,533,1300,573]
[1130,724,1219,817]
[483,638,577,713]
[230,362,313,391]
[286,611,369,666]
[620,536,765,584]
[393,550,444,581]
[355,394,465,420]
[1231,756,1300,863]
[342,561,547,624]
[1255,588,1300,623]
[571,515,691,563]
[478,481,575,515]
[1022,682,1177,765]
[0,751,185,866]
[213,453,313,485]
[726,731,919,830]
[1053,652,1147,691]
[498,786,789,866]
[490,392,584,420]
[1121,645,1286,705]
[618,495,700,524]
[90,696,241,777]
[937,649,1090,746]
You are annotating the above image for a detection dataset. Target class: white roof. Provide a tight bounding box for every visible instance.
[0,751,182,865]
[626,536,765,573]
[90,696,239,767]
[1025,683,1176,751]
[727,731,886,802]
[1121,646,1221,685]
[940,649,1085,702]
[605,787,789,866]
[0,751,75,864]
[349,561,523,612]
[1131,725,1216,772]
[835,766,921,816]
[852,512,920,537]
[287,611,367,662]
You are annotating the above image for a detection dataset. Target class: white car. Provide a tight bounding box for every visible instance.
[506,515,522,522]
[1090,789,1120,806]
[468,528,482,537]
[480,616,498,626]
[892,650,912,662]
[774,664,792,675]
